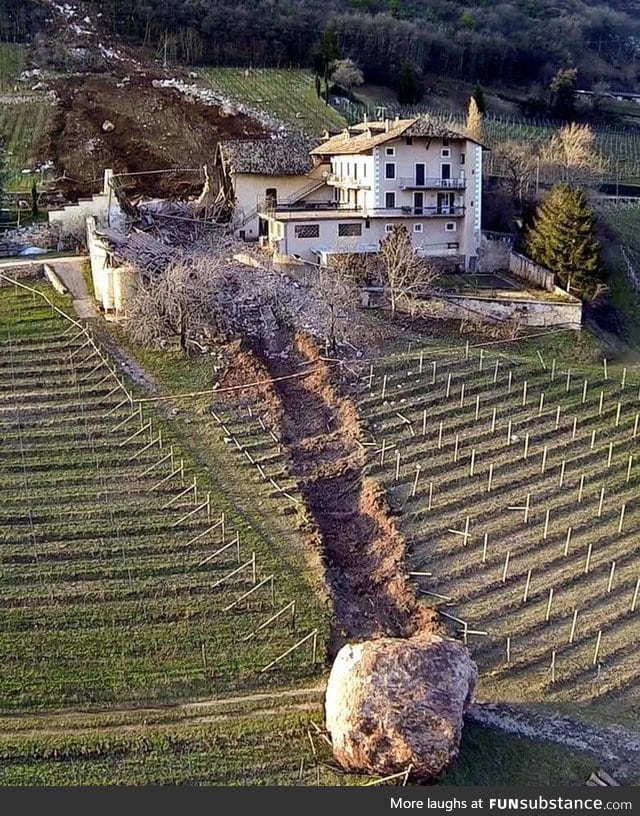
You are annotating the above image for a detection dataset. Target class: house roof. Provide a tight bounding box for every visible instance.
[218,135,321,176]
[310,116,484,155]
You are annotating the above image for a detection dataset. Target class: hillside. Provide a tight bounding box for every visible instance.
[7,0,640,94]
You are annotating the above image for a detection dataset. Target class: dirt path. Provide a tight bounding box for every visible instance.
[51,258,98,320]
[245,332,435,655]
[469,701,640,779]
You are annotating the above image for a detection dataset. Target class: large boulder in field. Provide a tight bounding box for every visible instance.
[325,634,477,780]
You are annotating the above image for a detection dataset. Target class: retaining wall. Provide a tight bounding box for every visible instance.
[509,251,555,291]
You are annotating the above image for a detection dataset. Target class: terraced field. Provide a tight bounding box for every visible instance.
[356,341,640,726]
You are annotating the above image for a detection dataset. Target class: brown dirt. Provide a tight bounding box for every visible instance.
[45,73,267,199]
[220,331,437,657]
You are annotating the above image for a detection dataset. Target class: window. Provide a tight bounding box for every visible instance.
[363,163,367,177]
[405,137,413,145]
[338,223,362,237]
[385,192,396,209]
[353,163,358,179]
[295,224,320,239]
[385,147,395,156]
[460,153,465,165]
[413,223,423,233]
[384,224,394,233]
[445,222,456,232]
[384,162,396,180]
[441,148,451,158]
[365,218,371,229]
[442,138,450,147]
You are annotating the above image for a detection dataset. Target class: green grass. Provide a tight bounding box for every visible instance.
[0,43,25,89]
[200,68,347,133]
[0,99,55,189]
[0,281,328,710]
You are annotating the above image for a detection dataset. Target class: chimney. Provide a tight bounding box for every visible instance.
[363,112,368,123]
[385,119,390,132]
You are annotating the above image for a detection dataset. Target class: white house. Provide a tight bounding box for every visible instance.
[225,117,484,271]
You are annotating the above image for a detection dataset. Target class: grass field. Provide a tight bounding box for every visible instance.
[0,100,54,189]
[0,43,25,89]
[0,282,328,710]
[200,68,347,133]
[355,338,640,728]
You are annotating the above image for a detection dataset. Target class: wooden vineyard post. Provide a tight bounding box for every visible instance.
[569,609,578,644]
[541,445,548,474]
[465,340,470,360]
[631,578,640,613]
[438,422,443,450]
[506,636,511,667]
[491,408,497,434]
[539,392,545,416]
[550,650,556,683]
[522,380,528,407]
[564,526,572,557]
[508,371,513,394]
[577,475,585,504]
[634,414,639,440]
[615,403,622,428]
[411,465,421,498]
[593,630,602,666]
[446,373,452,398]
[590,429,597,450]
[460,383,465,408]
[482,533,488,564]
[545,588,554,623]
[523,432,529,459]
[573,417,579,440]
[597,487,605,518]
[419,351,424,374]
[599,391,604,416]
[507,420,512,445]
[432,361,437,384]
[479,348,484,372]
[543,508,550,540]
[487,463,494,493]
[582,379,588,404]
[566,369,572,393]
[381,374,387,400]
[469,448,476,477]
[607,561,616,594]
[622,367,627,390]
[523,569,532,603]
[453,434,459,463]
[368,364,374,390]
[428,481,433,511]
[618,504,627,535]
[475,394,480,421]
[380,439,387,465]
[502,550,511,583]
[603,358,608,381]
[395,449,401,481]
[627,454,634,484]
[607,442,613,468]
[584,542,593,574]
[201,643,208,671]
[559,459,566,488]
[551,359,556,381]
[448,516,471,547]
[493,359,499,384]
[556,406,561,429]
[422,410,427,436]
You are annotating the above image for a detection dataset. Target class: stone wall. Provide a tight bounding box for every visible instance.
[435,290,582,329]
[0,261,44,284]
[477,231,514,273]
[509,251,555,291]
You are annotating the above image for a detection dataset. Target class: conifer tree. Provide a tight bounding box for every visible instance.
[526,184,603,298]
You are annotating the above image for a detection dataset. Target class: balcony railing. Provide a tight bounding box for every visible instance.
[399,177,466,190]
[257,200,465,218]
[327,173,371,189]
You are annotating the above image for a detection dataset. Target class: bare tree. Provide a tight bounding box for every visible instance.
[330,58,365,90]
[541,122,610,186]
[494,140,541,205]
[379,225,440,317]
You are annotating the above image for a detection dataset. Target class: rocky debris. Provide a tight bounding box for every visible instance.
[151,78,290,135]
[101,120,115,132]
[325,635,477,780]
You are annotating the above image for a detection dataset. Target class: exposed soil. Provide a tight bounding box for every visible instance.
[221,331,437,656]
[46,74,266,199]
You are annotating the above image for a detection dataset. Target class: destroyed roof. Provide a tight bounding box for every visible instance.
[310,117,483,155]
[219,135,321,176]
[96,226,176,274]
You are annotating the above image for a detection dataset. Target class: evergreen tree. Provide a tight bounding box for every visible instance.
[472,83,487,114]
[395,61,420,105]
[549,67,578,120]
[526,184,603,298]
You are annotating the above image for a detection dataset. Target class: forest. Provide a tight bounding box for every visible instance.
[2,0,640,91]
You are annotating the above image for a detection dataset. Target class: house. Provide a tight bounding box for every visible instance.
[214,134,333,240]
[223,117,484,272]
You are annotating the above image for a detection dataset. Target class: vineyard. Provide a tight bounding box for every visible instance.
[0,99,54,189]
[200,68,347,133]
[356,341,640,728]
[0,279,327,711]
[0,44,25,89]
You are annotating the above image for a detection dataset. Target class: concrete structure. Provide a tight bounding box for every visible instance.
[86,216,135,316]
[240,117,484,271]
[509,251,556,292]
[48,169,122,239]
[435,288,582,329]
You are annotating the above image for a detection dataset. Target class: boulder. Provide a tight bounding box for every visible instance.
[325,634,477,780]
[101,120,115,133]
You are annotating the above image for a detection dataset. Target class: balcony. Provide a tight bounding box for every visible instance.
[257,199,465,220]
[399,177,466,190]
[379,205,465,217]
[326,173,371,190]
